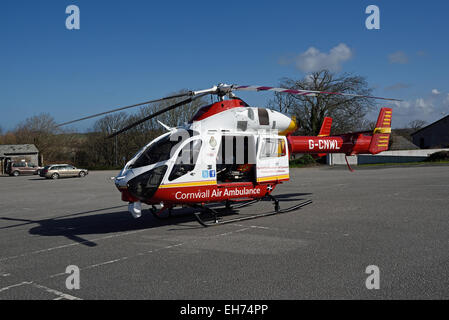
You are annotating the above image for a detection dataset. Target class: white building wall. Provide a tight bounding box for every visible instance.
[327,149,449,165]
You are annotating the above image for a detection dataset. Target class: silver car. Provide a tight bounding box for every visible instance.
[40,164,88,179]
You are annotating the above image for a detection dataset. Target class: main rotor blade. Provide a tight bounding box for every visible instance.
[233,85,402,101]
[56,91,193,127]
[107,93,208,138]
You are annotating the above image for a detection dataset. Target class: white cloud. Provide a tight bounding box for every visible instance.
[388,92,449,127]
[388,51,409,64]
[444,94,449,107]
[415,98,433,113]
[294,43,353,73]
[432,89,441,95]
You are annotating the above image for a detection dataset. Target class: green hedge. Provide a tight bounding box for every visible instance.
[289,154,317,167]
[427,151,449,162]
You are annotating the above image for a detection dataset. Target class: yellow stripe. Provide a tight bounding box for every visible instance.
[257,175,290,182]
[385,111,392,114]
[373,127,391,134]
[317,134,328,137]
[378,144,388,147]
[384,115,391,118]
[159,180,216,188]
[378,139,389,142]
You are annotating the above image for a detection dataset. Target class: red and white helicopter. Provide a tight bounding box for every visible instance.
[59,83,398,226]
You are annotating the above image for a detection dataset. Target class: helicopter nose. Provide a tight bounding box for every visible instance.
[279,116,298,135]
[116,186,139,203]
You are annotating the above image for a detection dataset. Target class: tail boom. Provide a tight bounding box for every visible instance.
[287,108,392,156]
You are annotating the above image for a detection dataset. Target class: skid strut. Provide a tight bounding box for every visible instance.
[151,205,173,220]
[193,195,312,227]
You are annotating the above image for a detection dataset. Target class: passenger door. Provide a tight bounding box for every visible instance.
[59,165,70,177]
[164,136,205,185]
[27,163,37,175]
[66,165,77,177]
[256,135,290,184]
[14,162,26,174]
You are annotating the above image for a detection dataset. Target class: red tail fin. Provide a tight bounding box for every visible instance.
[318,117,332,137]
[369,108,392,154]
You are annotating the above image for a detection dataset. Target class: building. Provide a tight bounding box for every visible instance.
[326,132,448,166]
[0,144,40,174]
[411,115,449,149]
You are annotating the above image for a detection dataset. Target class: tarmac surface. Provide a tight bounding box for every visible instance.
[0,165,448,299]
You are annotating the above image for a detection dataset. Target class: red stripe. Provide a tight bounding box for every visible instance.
[257,86,273,91]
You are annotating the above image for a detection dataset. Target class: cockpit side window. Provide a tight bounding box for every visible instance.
[168,138,202,181]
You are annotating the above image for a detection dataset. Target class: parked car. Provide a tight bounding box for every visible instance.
[8,162,42,176]
[39,164,88,179]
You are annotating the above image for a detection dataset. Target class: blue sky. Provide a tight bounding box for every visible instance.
[1,0,448,131]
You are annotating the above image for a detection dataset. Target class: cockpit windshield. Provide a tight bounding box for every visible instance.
[128,130,197,169]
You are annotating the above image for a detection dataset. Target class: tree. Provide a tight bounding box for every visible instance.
[15,113,58,134]
[268,70,376,135]
[12,113,61,163]
[408,119,427,131]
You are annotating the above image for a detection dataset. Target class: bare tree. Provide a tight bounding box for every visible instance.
[268,70,376,135]
[408,119,427,131]
[12,113,62,163]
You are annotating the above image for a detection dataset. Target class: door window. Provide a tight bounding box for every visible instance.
[168,139,202,181]
[259,138,286,158]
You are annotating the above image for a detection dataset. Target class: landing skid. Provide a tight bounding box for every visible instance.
[193,195,312,227]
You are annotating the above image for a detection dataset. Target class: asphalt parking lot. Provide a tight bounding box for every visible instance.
[0,165,448,299]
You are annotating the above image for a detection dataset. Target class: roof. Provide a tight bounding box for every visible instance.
[389,135,419,150]
[0,144,39,156]
[411,114,449,136]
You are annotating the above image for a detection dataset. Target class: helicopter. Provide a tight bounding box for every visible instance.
[58,83,398,226]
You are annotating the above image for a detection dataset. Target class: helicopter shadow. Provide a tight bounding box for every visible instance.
[23,208,204,246]
[1,193,312,247]
[1,205,179,248]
